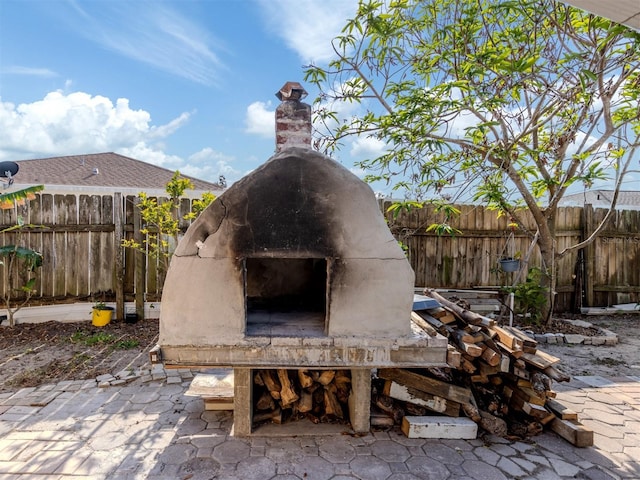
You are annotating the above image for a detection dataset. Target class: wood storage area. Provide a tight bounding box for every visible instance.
[252,369,352,428]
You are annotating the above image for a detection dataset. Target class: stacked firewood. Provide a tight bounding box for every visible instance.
[372,289,593,446]
[252,369,351,426]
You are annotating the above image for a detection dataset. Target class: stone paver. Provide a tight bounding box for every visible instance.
[0,371,638,479]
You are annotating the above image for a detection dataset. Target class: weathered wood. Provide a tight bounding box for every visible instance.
[546,398,578,420]
[298,390,313,413]
[521,350,561,370]
[544,365,570,383]
[323,385,343,419]
[317,370,336,386]
[401,416,478,439]
[550,418,594,447]
[298,369,314,389]
[277,369,299,407]
[411,311,438,336]
[383,380,460,417]
[446,345,462,368]
[488,326,524,351]
[256,391,275,411]
[259,370,281,400]
[425,289,495,328]
[378,369,471,405]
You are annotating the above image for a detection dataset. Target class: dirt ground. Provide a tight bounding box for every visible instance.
[0,313,639,394]
[0,319,159,393]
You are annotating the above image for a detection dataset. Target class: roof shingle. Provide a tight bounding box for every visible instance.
[12,152,223,192]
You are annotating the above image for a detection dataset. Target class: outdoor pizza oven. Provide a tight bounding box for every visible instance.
[157,82,446,435]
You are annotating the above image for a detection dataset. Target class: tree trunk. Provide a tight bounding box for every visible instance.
[539,218,556,326]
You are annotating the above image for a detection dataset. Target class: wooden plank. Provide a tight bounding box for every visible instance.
[521,350,561,370]
[401,416,478,439]
[546,398,578,420]
[550,418,594,447]
[377,368,471,405]
[383,380,460,417]
[411,311,438,336]
[488,326,524,351]
[502,326,537,348]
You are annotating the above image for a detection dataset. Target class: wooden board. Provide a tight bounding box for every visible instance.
[185,369,234,410]
[521,350,561,370]
[378,368,471,405]
[546,398,578,420]
[550,418,594,447]
[383,380,461,417]
[401,416,478,439]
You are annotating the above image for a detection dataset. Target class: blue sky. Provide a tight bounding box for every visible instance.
[0,0,367,188]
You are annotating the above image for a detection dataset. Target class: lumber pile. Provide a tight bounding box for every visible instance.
[373,289,592,446]
[252,369,351,427]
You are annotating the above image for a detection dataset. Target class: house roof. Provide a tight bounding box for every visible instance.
[11,152,223,193]
[560,190,640,209]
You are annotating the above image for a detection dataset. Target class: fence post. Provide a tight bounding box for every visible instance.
[133,197,146,320]
[583,204,595,307]
[114,193,124,320]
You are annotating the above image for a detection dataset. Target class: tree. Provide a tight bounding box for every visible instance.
[304,0,640,322]
[0,185,45,327]
[122,171,215,291]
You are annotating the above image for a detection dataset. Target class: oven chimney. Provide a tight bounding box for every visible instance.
[275,81,311,152]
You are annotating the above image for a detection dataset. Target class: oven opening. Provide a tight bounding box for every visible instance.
[245,257,328,337]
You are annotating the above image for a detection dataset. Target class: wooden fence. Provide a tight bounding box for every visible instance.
[382,201,640,311]
[0,193,638,313]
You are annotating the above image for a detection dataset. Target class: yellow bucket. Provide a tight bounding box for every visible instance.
[92,308,114,327]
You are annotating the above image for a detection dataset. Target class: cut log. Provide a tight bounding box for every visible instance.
[488,326,524,351]
[375,394,405,423]
[256,390,276,411]
[260,370,281,400]
[479,343,501,366]
[317,370,336,386]
[447,345,462,368]
[413,311,447,335]
[298,369,314,389]
[479,410,508,436]
[378,368,471,405]
[411,311,438,336]
[502,325,538,348]
[277,369,299,407]
[425,289,495,327]
[426,307,457,324]
[323,386,344,419]
[544,365,570,383]
[495,340,524,359]
[253,408,282,424]
[550,418,594,447]
[298,390,313,413]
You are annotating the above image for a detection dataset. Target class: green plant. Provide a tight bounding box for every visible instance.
[71,330,115,346]
[503,267,548,326]
[0,185,46,327]
[115,339,140,350]
[92,301,111,311]
[122,171,215,292]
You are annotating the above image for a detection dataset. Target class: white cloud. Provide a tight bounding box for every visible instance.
[245,101,274,138]
[257,0,359,63]
[350,136,387,158]
[184,148,243,184]
[0,91,159,159]
[60,1,225,85]
[3,66,58,77]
